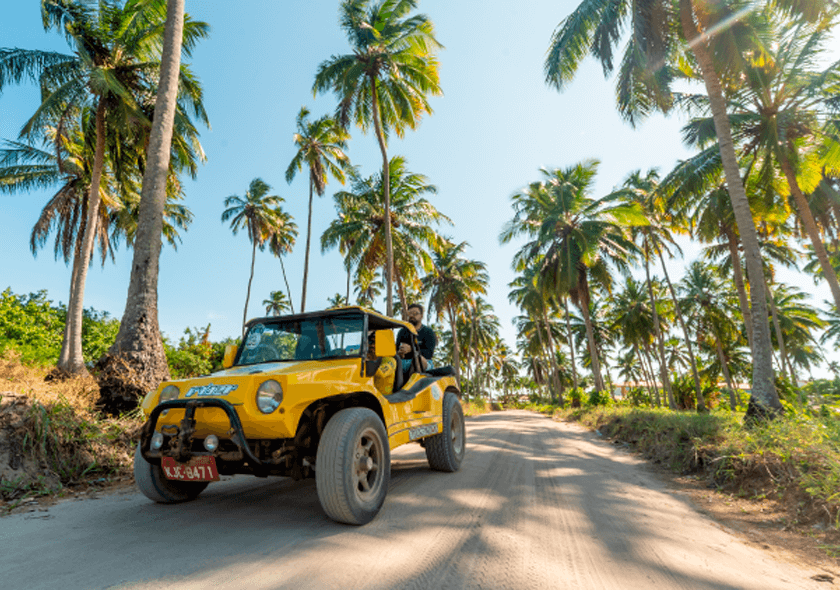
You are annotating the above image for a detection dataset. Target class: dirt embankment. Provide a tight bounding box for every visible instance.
[0,353,139,508]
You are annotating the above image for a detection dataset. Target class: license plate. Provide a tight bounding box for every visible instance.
[161,456,220,482]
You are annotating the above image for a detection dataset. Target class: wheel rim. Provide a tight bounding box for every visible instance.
[450,410,463,455]
[353,427,385,502]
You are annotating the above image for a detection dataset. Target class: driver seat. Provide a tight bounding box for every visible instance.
[392,355,405,391]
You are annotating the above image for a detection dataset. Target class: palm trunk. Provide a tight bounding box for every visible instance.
[578,301,605,392]
[642,342,662,406]
[58,99,108,376]
[680,0,779,417]
[464,311,475,393]
[713,333,738,410]
[243,241,257,334]
[779,155,840,310]
[564,298,579,391]
[369,77,394,317]
[346,264,351,304]
[395,273,408,319]
[531,315,551,400]
[448,306,461,389]
[541,308,564,405]
[57,239,83,369]
[645,242,676,409]
[764,278,795,385]
[300,177,314,312]
[656,245,707,411]
[725,228,753,351]
[633,344,655,402]
[98,0,183,414]
[280,255,294,314]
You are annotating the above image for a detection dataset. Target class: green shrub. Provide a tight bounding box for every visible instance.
[0,289,118,367]
[626,386,652,407]
[802,378,840,404]
[587,388,611,407]
[164,324,238,379]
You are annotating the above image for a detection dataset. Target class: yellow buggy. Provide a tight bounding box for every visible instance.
[134,306,464,524]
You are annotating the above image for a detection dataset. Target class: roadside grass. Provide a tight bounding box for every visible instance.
[462,398,491,417]
[0,352,140,510]
[519,402,840,534]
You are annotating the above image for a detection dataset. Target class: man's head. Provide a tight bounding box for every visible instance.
[406,303,423,328]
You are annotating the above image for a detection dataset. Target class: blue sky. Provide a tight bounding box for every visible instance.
[1,1,834,376]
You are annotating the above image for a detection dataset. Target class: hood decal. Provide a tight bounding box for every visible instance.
[185,383,238,398]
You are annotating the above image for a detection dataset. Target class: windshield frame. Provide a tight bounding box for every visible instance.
[235,311,367,366]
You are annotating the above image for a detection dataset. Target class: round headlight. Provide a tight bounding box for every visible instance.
[151,432,165,450]
[204,435,220,452]
[256,380,283,414]
[160,384,180,402]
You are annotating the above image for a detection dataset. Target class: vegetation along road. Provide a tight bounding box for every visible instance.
[0,411,828,590]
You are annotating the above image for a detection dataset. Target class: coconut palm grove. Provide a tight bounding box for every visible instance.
[1,0,840,423]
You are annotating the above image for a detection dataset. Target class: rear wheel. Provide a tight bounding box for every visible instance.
[316,408,390,525]
[134,445,208,503]
[425,392,465,472]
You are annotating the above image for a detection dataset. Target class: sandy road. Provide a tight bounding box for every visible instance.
[0,410,829,589]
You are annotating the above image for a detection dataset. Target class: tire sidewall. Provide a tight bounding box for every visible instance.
[443,392,465,468]
[316,408,391,524]
[346,412,390,519]
[134,444,208,503]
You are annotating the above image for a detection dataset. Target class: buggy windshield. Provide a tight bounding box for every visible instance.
[238,313,365,365]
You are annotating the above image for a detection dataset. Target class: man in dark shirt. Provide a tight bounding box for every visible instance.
[397,303,436,372]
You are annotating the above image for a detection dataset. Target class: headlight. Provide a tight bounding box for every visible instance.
[159,384,180,402]
[204,435,220,452]
[256,380,283,414]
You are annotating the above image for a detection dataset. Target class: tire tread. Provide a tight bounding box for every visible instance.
[425,392,465,472]
[316,407,390,525]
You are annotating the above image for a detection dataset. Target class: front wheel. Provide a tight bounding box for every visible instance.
[425,392,465,472]
[133,445,208,503]
[316,408,390,525]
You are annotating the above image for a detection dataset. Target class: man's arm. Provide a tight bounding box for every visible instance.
[396,327,412,357]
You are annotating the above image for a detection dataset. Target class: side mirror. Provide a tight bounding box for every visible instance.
[374,330,396,357]
[222,344,237,369]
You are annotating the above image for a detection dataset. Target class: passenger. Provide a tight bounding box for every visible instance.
[397,303,436,373]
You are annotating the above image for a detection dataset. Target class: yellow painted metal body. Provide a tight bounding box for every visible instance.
[140,350,457,451]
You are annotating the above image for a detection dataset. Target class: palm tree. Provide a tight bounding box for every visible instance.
[567,297,617,393]
[222,179,289,333]
[1,0,208,377]
[543,0,830,417]
[617,169,679,408]
[460,297,500,396]
[103,0,209,406]
[508,266,568,403]
[313,0,442,316]
[768,283,825,377]
[607,277,664,406]
[321,156,450,314]
[265,207,299,314]
[500,161,643,392]
[285,107,350,312]
[422,240,489,387]
[263,291,291,316]
[679,261,741,409]
[726,18,840,310]
[821,303,840,350]
[1,126,194,278]
[0,126,118,272]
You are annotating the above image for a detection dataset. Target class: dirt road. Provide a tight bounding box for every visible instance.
[0,410,830,589]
